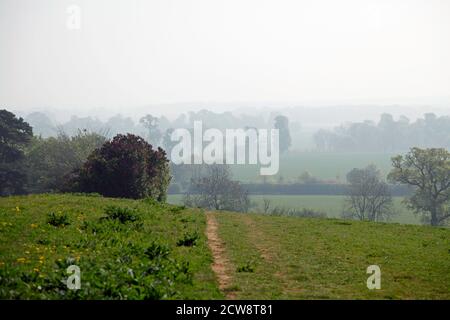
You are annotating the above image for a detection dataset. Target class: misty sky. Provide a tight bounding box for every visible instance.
[1,0,449,116]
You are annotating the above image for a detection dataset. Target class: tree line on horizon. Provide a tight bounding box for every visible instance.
[23,109,450,154]
[1,108,450,227]
[314,113,450,152]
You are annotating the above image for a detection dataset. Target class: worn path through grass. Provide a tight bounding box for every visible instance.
[205,212,236,299]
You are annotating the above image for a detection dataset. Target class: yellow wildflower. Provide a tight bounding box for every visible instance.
[33,268,40,273]
[30,223,38,228]
[16,257,26,263]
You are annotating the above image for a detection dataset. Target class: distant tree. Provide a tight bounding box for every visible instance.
[105,114,136,137]
[25,112,55,138]
[343,165,394,221]
[72,134,170,200]
[140,114,162,147]
[274,115,291,154]
[313,113,450,152]
[378,113,396,152]
[26,130,106,193]
[298,171,319,184]
[183,165,250,212]
[0,109,33,195]
[388,148,450,226]
[313,129,332,151]
[162,128,177,159]
[244,125,258,161]
[59,115,106,137]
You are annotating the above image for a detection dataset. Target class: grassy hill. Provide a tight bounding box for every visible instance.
[214,212,450,299]
[1,194,449,299]
[0,194,221,299]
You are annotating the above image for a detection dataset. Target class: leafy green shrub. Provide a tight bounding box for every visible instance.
[237,261,255,273]
[36,238,51,245]
[293,208,327,218]
[170,205,186,214]
[26,130,106,194]
[103,206,140,223]
[177,231,200,247]
[47,211,70,227]
[145,241,170,260]
[269,207,326,218]
[141,197,166,208]
[173,260,192,284]
[70,192,102,197]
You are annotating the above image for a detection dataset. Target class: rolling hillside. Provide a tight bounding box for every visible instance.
[0,194,449,299]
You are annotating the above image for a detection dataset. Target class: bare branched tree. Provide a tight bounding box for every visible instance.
[343,165,395,222]
[183,164,250,212]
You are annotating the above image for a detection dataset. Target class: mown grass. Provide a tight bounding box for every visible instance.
[0,194,222,299]
[214,212,450,299]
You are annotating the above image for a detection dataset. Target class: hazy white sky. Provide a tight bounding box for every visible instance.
[1,0,449,115]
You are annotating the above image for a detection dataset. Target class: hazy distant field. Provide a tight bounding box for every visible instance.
[229,151,397,182]
[168,195,421,225]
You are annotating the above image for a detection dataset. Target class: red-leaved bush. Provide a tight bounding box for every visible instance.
[69,134,170,200]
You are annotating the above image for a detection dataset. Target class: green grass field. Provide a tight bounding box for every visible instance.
[1,194,449,299]
[0,194,222,299]
[168,195,421,225]
[213,211,450,299]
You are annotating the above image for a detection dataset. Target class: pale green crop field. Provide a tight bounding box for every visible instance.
[229,151,397,182]
[168,194,421,225]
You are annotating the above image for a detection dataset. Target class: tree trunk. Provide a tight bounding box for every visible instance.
[430,207,438,226]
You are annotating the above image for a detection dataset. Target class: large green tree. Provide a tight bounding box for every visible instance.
[0,109,33,195]
[26,130,106,193]
[140,114,162,147]
[388,147,450,226]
